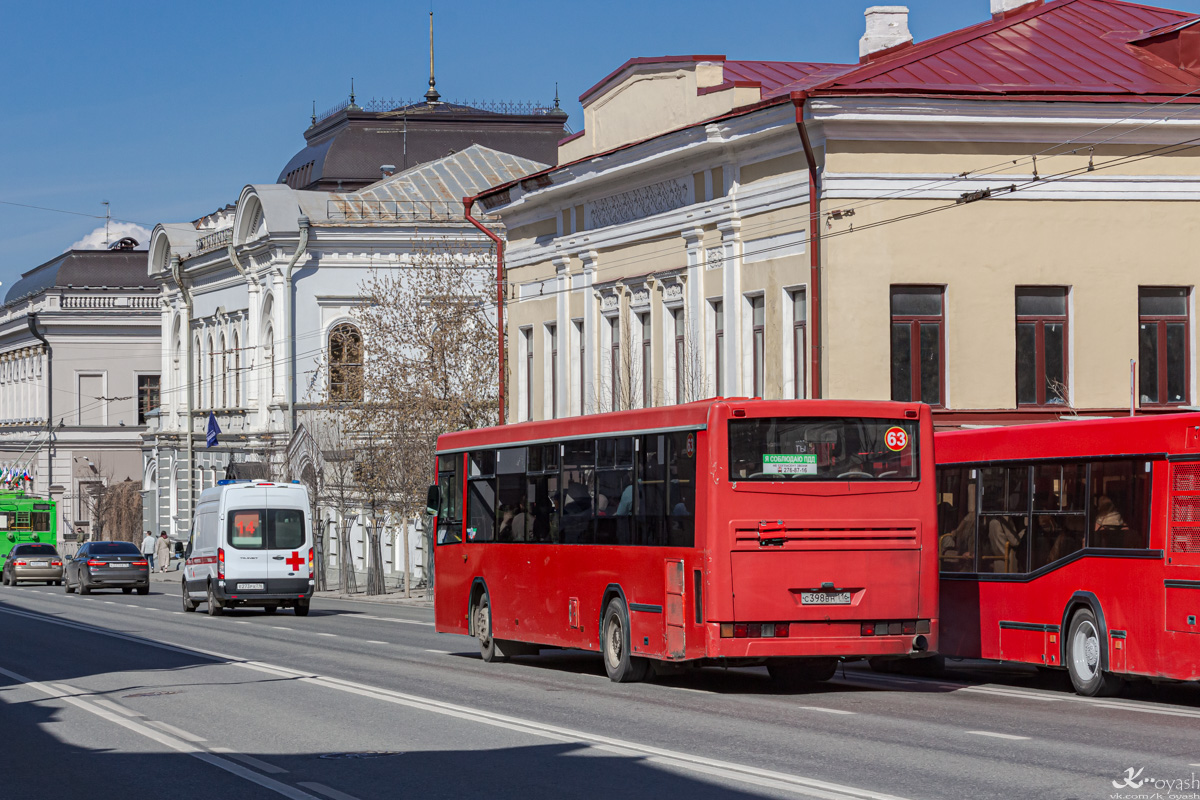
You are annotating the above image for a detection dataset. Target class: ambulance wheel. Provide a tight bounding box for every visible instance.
[476,592,501,662]
[182,582,197,612]
[294,601,310,617]
[264,605,278,614]
[601,598,651,682]
[206,583,223,616]
[1066,608,1123,697]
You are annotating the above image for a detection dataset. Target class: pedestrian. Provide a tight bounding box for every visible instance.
[140,530,156,572]
[154,532,171,574]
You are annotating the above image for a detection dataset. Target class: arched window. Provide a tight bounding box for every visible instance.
[232,330,241,407]
[194,337,203,408]
[207,336,215,409]
[220,334,228,408]
[329,323,363,401]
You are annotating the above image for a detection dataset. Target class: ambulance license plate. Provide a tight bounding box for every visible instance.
[238,583,265,591]
[800,592,851,605]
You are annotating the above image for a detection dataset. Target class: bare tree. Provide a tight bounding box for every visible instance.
[96,479,143,543]
[299,409,359,594]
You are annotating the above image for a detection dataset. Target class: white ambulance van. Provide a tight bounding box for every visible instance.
[183,480,314,616]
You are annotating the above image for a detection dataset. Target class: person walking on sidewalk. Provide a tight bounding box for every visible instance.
[154,532,171,574]
[140,531,156,572]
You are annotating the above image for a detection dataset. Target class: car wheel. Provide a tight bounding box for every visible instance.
[79,580,91,595]
[601,598,651,682]
[294,600,310,617]
[1066,607,1123,697]
[122,587,133,594]
[206,583,223,616]
[1,571,8,586]
[136,585,149,596]
[264,605,278,614]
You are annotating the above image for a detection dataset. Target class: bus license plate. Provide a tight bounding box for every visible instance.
[800,592,851,605]
[238,583,265,591]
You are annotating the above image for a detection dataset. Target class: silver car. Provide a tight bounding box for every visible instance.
[1,543,64,586]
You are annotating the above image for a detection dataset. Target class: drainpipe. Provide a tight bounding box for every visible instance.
[169,255,195,529]
[793,92,822,399]
[462,198,506,425]
[26,313,51,489]
[284,217,310,434]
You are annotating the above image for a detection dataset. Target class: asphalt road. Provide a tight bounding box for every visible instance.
[2,576,1198,800]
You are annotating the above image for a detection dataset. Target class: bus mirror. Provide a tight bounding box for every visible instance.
[5,533,12,542]
[426,485,440,517]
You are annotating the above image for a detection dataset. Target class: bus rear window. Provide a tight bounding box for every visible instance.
[728,418,918,481]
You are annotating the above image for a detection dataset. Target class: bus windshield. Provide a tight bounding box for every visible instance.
[728,417,918,481]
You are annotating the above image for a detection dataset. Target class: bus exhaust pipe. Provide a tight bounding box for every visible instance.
[912,635,929,653]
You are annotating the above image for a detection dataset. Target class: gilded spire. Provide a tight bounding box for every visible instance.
[425,11,441,103]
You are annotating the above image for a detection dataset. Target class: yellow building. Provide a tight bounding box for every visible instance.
[475,0,1200,425]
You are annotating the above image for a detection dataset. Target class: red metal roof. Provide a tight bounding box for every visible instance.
[813,0,1200,101]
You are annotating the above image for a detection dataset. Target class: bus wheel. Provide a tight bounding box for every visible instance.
[601,599,651,682]
[476,592,502,662]
[768,658,839,687]
[1066,608,1123,697]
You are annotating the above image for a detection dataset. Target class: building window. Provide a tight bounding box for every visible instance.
[890,286,943,406]
[791,289,807,399]
[266,328,275,400]
[1139,287,1189,406]
[329,323,363,402]
[220,335,228,409]
[524,328,534,421]
[232,330,241,407]
[1016,287,1069,406]
[207,336,215,409]
[548,324,558,419]
[713,301,724,396]
[610,316,621,411]
[138,375,161,425]
[195,338,202,408]
[751,296,765,398]
[673,308,685,403]
[639,313,651,408]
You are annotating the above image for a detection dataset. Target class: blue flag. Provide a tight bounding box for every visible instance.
[206,412,221,448]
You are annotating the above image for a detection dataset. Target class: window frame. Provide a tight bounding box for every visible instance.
[750,295,765,398]
[1015,287,1070,408]
[791,289,807,400]
[328,322,364,402]
[639,312,652,408]
[713,300,724,397]
[1138,287,1190,408]
[890,286,944,407]
[673,307,685,403]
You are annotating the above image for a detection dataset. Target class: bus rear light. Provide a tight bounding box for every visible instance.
[217,548,225,579]
[902,621,916,635]
[720,623,734,638]
[916,619,930,634]
[888,622,903,635]
[723,622,790,638]
[733,623,748,638]
[861,623,875,636]
[774,623,789,638]
[875,622,889,636]
[747,623,762,638]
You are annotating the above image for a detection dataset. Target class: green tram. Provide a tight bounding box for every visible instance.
[0,491,57,570]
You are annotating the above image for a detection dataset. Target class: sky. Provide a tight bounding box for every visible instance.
[5,0,1200,291]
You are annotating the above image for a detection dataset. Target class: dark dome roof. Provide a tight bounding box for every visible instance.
[5,250,155,306]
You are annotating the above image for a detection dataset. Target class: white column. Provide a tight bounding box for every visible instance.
[271,271,286,405]
[246,281,261,411]
[718,219,743,397]
[554,256,569,419]
[682,227,704,403]
[580,250,598,415]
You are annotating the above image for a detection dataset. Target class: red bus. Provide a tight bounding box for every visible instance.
[936,413,1200,696]
[429,398,939,683]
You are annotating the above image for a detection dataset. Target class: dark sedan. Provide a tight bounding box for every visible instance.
[1,543,63,586]
[65,541,149,595]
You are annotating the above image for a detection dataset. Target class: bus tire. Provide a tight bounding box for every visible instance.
[1066,608,1123,697]
[475,592,502,662]
[768,658,839,687]
[601,598,651,683]
[206,582,223,616]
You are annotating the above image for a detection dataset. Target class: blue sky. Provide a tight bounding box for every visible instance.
[4,0,1200,290]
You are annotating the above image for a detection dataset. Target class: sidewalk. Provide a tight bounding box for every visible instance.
[148,559,432,607]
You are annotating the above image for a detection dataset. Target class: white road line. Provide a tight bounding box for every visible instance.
[271,626,293,631]
[298,782,363,800]
[147,720,207,742]
[424,649,450,654]
[232,620,250,625]
[91,698,144,718]
[965,731,1031,741]
[794,706,857,715]
[366,640,387,645]
[104,601,117,605]
[1191,764,1200,768]
[316,633,337,638]
[209,747,289,775]
[357,615,434,627]
[0,669,319,800]
[0,605,910,800]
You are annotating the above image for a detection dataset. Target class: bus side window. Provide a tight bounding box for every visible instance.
[1088,460,1150,549]
[937,467,976,573]
[560,439,596,545]
[666,432,696,547]
[466,451,496,543]
[638,435,668,546]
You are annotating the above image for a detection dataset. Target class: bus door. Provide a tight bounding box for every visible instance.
[433,454,467,634]
[1165,459,1200,637]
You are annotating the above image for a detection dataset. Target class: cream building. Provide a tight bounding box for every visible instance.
[478,0,1200,426]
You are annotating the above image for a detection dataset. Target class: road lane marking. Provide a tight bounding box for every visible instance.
[0,668,320,800]
[366,641,387,645]
[210,747,289,774]
[316,633,337,638]
[91,698,144,718]
[794,706,857,715]
[0,606,912,800]
[232,620,250,625]
[965,731,1030,741]
[148,720,207,742]
[356,615,434,627]
[298,783,363,800]
[424,649,450,654]
[271,627,293,631]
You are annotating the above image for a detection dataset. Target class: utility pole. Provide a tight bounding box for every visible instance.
[102,201,110,248]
